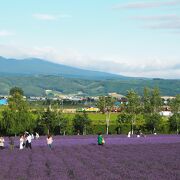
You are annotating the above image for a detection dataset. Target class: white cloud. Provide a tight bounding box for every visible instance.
[33,13,71,21]
[130,14,180,31]
[145,22,180,29]
[58,14,72,18]
[33,14,57,20]
[132,14,180,21]
[113,1,180,33]
[113,0,180,9]
[0,44,29,58]
[24,48,180,79]
[0,30,14,37]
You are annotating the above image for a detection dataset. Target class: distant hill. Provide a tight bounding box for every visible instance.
[0,56,125,80]
[0,75,179,96]
[0,56,179,96]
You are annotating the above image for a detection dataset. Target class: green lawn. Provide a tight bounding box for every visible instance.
[63,112,119,125]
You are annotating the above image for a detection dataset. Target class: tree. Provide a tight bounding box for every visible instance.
[169,114,180,134]
[1,90,35,135]
[40,107,57,135]
[170,95,180,114]
[142,87,164,134]
[142,87,162,115]
[56,111,68,135]
[134,114,146,132]
[145,113,162,134]
[97,96,115,113]
[125,89,141,134]
[73,112,91,135]
[9,87,24,96]
[96,96,106,113]
[169,95,180,134]
[143,87,152,114]
[150,87,162,114]
[97,96,115,135]
[116,113,132,134]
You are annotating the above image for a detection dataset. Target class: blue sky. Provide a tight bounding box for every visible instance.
[0,0,180,78]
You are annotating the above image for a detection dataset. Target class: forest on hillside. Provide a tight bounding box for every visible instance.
[0,75,179,96]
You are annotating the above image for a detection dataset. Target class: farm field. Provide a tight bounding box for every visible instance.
[0,135,180,180]
[63,113,119,124]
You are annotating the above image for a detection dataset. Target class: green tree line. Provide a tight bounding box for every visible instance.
[0,87,179,136]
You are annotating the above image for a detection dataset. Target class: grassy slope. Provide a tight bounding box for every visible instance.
[0,75,179,96]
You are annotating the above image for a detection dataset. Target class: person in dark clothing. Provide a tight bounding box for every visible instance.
[26,133,32,149]
[9,136,14,150]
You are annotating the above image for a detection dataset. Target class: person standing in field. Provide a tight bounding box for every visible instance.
[9,136,14,150]
[0,136,5,149]
[47,134,53,149]
[31,133,34,140]
[97,132,105,145]
[19,135,25,150]
[26,133,32,149]
[35,132,39,139]
[127,131,131,138]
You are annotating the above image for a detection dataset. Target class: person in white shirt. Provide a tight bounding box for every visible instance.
[31,133,34,140]
[19,135,24,150]
[127,131,131,138]
[0,136,5,149]
[35,132,39,139]
[47,135,53,149]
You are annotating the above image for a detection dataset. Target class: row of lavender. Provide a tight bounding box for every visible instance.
[2,134,180,148]
[0,140,180,179]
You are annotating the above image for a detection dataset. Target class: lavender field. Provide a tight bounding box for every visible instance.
[0,135,180,180]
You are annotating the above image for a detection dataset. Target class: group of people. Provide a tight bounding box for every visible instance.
[0,132,54,150]
[19,132,53,150]
[19,131,41,150]
[19,132,33,150]
[1,134,102,148]
[127,130,146,138]
[0,132,40,150]
[0,131,151,149]
[1,132,104,149]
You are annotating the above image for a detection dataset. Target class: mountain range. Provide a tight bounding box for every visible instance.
[0,56,179,96]
[0,56,124,80]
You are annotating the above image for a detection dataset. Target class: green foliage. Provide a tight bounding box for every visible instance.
[142,87,162,114]
[0,75,179,96]
[170,95,180,114]
[39,107,58,134]
[9,87,24,96]
[145,113,162,133]
[56,111,68,135]
[0,91,35,135]
[169,114,180,134]
[125,89,141,114]
[97,96,115,113]
[150,87,162,113]
[97,96,115,134]
[0,86,179,135]
[73,112,92,135]
[116,113,132,134]
[124,90,142,134]
[143,87,152,113]
[134,114,146,131]
[168,95,180,134]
